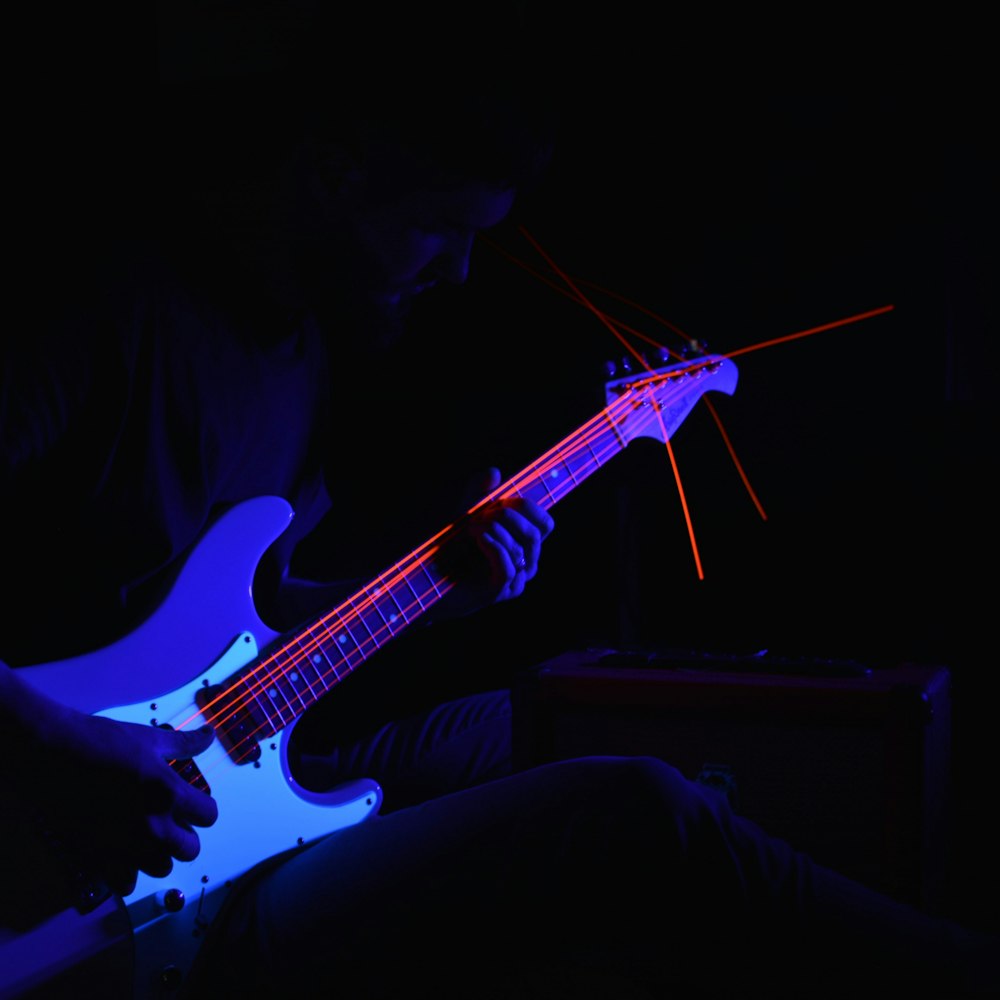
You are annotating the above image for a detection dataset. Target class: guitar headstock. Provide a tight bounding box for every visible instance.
[604,352,738,446]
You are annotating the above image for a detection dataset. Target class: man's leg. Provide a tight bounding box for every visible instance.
[184,754,998,998]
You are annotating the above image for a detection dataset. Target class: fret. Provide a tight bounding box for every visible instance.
[312,617,352,683]
[545,445,590,507]
[345,592,382,653]
[540,463,574,508]
[235,670,277,732]
[546,438,588,499]
[413,557,445,607]
[364,581,410,637]
[589,423,621,466]
[324,610,366,673]
[559,431,610,488]
[396,560,431,615]
[253,656,297,730]
[514,459,557,509]
[289,627,333,694]
[303,642,338,690]
[603,396,633,447]
[277,635,324,706]
[268,646,310,716]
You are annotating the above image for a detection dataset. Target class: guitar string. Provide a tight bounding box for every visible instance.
[483,227,895,524]
[171,232,894,769]
[205,293,890,759]
[191,366,687,748]
[483,225,755,573]
[183,366,715,773]
[183,341,888,777]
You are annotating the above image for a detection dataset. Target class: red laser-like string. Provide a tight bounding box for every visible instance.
[166,236,896,780]
[486,227,895,538]
[165,369,708,751]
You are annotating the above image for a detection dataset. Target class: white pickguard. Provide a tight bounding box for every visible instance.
[18,496,383,997]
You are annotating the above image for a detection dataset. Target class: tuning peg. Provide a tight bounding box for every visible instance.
[603,357,634,380]
[605,346,689,380]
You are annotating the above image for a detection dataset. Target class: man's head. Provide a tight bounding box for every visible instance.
[281,3,560,335]
[308,154,517,326]
[155,3,561,343]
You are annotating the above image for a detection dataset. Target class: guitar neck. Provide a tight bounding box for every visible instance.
[223,355,736,736]
[222,416,622,735]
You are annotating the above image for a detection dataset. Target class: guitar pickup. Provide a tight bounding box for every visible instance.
[157,722,212,795]
[195,684,263,765]
[172,755,211,795]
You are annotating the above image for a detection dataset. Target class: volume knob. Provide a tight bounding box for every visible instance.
[156,886,186,913]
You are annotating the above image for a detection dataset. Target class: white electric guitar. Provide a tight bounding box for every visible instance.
[2,354,737,999]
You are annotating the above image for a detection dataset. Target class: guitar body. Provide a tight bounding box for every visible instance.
[12,496,383,999]
[5,353,737,999]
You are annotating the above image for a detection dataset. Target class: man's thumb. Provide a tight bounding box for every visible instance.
[168,724,215,758]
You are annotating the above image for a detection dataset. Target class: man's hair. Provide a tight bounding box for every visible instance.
[157,2,562,198]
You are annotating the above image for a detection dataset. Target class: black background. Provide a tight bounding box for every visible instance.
[20,4,998,935]
[460,89,999,933]
[408,84,998,934]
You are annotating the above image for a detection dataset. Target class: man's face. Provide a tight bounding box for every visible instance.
[342,180,517,323]
[295,139,517,342]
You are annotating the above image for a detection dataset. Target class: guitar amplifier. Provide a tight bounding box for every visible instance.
[511,647,952,913]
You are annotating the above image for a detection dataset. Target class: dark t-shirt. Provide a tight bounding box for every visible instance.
[1,243,333,667]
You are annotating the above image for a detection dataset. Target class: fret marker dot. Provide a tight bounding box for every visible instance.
[268,687,278,699]
[313,654,322,664]
[549,469,560,479]
[389,613,398,623]
[290,671,299,682]
[338,634,348,644]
